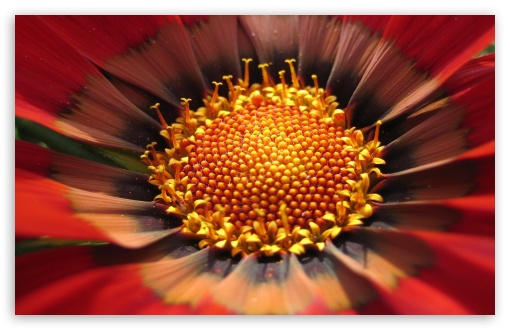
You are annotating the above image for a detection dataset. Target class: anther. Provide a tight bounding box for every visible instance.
[151,103,169,128]
[181,98,192,131]
[169,125,180,150]
[258,63,271,88]
[278,70,288,100]
[285,59,300,89]
[222,75,235,97]
[311,74,319,95]
[241,58,253,90]
[209,81,223,118]
[372,120,382,152]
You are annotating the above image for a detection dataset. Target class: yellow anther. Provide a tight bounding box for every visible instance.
[311,74,319,95]
[241,58,253,90]
[169,125,180,150]
[258,63,271,88]
[278,70,287,100]
[150,103,169,129]
[285,59,300,88]
[373,120,382,151]
[222,75,234,96]
[181,98,192,131]
[208,81,223,117]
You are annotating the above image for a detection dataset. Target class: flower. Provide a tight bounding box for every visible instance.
[15,15,495,315]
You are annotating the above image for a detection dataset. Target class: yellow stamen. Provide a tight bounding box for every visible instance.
[150,103,169,128]
[208,81,222,118]
[278,70,287,100]
[258,63,271,88]
[285,59,300,88]
[311,74,319,96]
[222,75,234,98]
[241,58,253,90]
[373,120,382,151]
[181,98,192,131]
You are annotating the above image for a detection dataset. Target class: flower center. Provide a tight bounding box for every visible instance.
[142,59,385,257]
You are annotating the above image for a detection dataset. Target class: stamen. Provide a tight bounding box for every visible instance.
[181,98,192,131]
[241,58,253,90]
[373,120,382,151]
[169,125,180,150]
[311,74,319,96]
[285,59,300,89]
[278,70,287,100]
[258,63,271,88]
[209,81,223,118]
[150,103,169,128]
[222,75,234,98]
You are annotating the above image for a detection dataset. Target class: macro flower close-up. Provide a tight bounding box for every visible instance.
[15,15,495,315]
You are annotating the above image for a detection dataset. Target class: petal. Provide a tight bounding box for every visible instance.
[16,139,154,200]
[16,16,163,151]
[443,54,495,147]
[371,195,494,236]
[210,254,317,314]
[15,169,110,242]
[383,15,495,83]
[239,16,299,75]
[16,168,180,248]
[16,244,197,314]
[185,16,242,83]
[368,232,495,314]
[374,142,494,202]
[41,15,207,107]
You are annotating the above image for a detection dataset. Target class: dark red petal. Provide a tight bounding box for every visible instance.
[239,16,299,76]
[297,16,342,87]
[16,16,98,115]
[16,139,155,201]
[346,229,493,314]
[16,167,179,247]
[210,254,320,314]
[185,16,242,83]
[40,16,170,65]
[383,16,495,82]
[16,16,161,151]
[42,15,206,107]
[16,246,195,314]
[443,54,495,147]
[382,103,466,172]
[401,232,494,314]
[16,169,110,242]
[341,15,391,34]
[375,141,494,202]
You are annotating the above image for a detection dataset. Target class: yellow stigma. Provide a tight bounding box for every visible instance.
[142,59,386,258]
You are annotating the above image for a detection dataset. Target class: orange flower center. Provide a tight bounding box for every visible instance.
[142,59,385,257]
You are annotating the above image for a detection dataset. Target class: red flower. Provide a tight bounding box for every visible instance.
[15,15,495,314]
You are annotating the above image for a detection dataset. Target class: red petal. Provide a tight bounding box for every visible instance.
[383,16,494,83]
[352,230,494,314]
[443,54,495,147]
[16,169,110,242]
[42,15,206,107]
[16,246,195,314]
[15,16,98,116]
[239,16,299,75]
[186,16,242,83]
[41,16,170,65]
[405,231,494,314]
